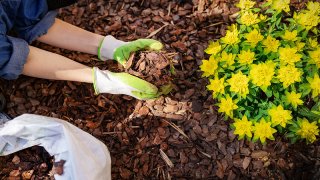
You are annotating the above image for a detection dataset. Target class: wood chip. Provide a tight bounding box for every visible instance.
[242,157,251,170]
[251,151,269,159]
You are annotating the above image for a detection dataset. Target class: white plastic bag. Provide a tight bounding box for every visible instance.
[0,114,111,180]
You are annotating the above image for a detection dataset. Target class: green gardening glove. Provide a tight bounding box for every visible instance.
[98,35,163,66]
[93,67,159,100]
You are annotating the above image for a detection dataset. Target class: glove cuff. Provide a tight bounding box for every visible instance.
[98,35,127,61]
[93,67,112,94]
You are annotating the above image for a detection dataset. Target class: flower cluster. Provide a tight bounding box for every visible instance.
[201,0,320,144]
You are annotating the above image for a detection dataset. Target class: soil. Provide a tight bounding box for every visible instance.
[1,0,320,179]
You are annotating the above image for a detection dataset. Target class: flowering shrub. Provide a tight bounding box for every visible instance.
[201,0,320,144]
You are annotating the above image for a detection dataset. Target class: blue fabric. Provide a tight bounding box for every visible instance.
[0,36,30,80]
[0,0,57,80]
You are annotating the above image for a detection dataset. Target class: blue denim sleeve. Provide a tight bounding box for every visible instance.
[0,35,29,80]
[14,0,58,43]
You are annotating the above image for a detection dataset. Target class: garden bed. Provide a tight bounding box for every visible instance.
[1,0,319,179]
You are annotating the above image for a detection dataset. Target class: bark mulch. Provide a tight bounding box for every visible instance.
[1,0,320,179]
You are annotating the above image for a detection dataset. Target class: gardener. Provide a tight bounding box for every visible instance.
[0,0,163,100]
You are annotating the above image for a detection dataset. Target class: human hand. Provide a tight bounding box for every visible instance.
[93,67,159,100]
[98,35,163,66]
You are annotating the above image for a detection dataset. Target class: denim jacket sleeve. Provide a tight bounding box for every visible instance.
[0,0,58,80]
[0,35,29,80]
[14,0,58,43]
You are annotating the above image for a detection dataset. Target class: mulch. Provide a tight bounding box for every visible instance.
[1,0,320,179]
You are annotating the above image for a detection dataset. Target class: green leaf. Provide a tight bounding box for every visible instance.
[273,91,280,99]
[299,83,311,97]
[240,25,247,32]
[301,30,308,39]
[252,8,261,12]
[297,107,320,121]
[232,44,239,54]
[275,17,282,27]
[266,89,272,98]
[265,9,275,14]
[288,125,298,132]
[255,111,265,120]
[286,132,295,138]
[277,126,283,133]
[170,64,176,75]
[218,68,225,73]
[290,137,298,144]
[271,15,277,22]
[157,83,173,96]
[244,110,251,117]
[311,101,320,111]
[287,18,296,24]
[311,28,318,35]
[245,106,255,111]
[261,2,272,8]
[252,136,258,143]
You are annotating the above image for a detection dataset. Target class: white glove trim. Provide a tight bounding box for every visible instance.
[93,67,138,96]
[98,35,127,61]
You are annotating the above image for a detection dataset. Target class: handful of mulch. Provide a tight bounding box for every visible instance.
[125,51,176,96]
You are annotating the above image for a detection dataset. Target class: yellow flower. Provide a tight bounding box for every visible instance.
[296,42,305,51]
[227,71,250,97]
[282,30,298,41]
[279,47,302,65]
[253,118,277,144]
[259,14,267,21]
[238,50,255,65]
[294,11,319,30]
[207,77,225,98]
[284,91,303,109]
[205,41,222,55]
[268,105,292,128]
[309,38,319,49]
[218,95,238,117]
[307,1,320,15]
[277,66,302,88]
[200,56,218,77]
[249,61,275,90]
[236,0,256,10]
[245,29,264,47]
[240,11,260,26]
[307,74,320,98]
[220,51,236,66]
[296,118,319,143]
[263,35,280,53]
[233,115,253,139]
[268,0,290,12]
[309,48,320,69]
[221,25,240,45]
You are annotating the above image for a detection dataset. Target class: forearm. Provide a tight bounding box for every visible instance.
[22,46,93,83]
[37,18,104,55]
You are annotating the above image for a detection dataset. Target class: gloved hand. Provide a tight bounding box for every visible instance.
[93,67,159,100]
[98,35,163,65]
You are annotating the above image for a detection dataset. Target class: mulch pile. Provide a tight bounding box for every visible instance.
[124,51,175,94]
[1,0,320,179]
